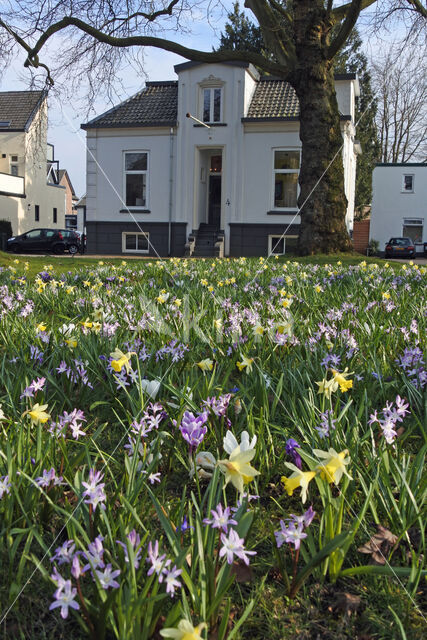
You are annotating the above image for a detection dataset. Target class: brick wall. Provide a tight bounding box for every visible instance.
[353,219,370,254]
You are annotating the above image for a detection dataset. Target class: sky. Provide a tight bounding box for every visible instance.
[0,7,232,198]
[0,2,412,198]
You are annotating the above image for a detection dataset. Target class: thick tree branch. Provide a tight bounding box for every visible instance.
[13,15,287,79]
[0,17,54,84]
[332,0,377,21]
[406,0,427,18]
[328,0,365,59]
[245,0,296,69]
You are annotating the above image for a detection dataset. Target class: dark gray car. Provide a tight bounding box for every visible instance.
[7,228,81,254]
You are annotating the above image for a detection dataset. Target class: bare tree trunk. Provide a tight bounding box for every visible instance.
[291,0,352,255]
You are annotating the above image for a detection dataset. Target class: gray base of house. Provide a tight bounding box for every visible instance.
[229,223,300,257]
[85,221,188,256]
[85,221,300,257]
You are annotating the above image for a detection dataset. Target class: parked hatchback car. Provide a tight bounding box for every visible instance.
[7,228,81,255]
[384,237,415,258]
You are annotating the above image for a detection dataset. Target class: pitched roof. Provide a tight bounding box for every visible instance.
[81,82,178,129]
[58,169,77,197]
[81,72,356,129]
[0,90,46,131]
[244,78,300,120]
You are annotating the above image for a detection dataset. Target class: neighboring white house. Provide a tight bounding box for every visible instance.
[81,62,360,257]
[370,163,426,255]
[0,90,67,236]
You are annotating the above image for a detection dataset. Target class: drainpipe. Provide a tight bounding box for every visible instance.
[168,127,174,256]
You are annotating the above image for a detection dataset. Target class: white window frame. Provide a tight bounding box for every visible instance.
[122,231,150,254]
[272,148,300,210]
[402,218,423,244]
[123,151,149,209]
[268,234,298,255]
[200,86,223,124]
[402,174,414,193]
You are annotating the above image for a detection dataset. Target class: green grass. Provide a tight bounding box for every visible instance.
[0,249,405,280]
[0,255,425,639]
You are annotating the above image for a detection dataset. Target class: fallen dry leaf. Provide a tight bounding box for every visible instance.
[358,525,398,565]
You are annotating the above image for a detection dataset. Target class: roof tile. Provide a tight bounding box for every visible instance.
[0,91,45,130]
[82,83,178,129]
[246,79,299,119]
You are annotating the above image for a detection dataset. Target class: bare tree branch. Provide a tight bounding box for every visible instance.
[4,14,288,79]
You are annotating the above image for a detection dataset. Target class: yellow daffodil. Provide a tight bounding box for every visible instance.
[253,324,264,336]
[36,322,47,332]
[236,355,254,373]
[92,321,102,334]
[65,337,78,349]
[174,298,182,307]
[281,462,316,503]
[196,358,214,372]
[331,368,353,393]
[315,377,337,399]
[213,318,222,330]
[218,447,260,494]
[110,348,135,373]
[275,320,292,335]
[156,292,170,304]
[314,448,351,485]
[160,619,207,640]
[92,308,104,322]
[66,286,75,294]
[81,318,93,329]
[23,403,51,426]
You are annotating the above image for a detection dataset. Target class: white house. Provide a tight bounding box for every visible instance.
[370,163,426,255]
[81,62,360,257]
[0,91,68,236]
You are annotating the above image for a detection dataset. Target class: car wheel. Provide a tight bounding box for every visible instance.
[10,243,20,253]
[53,244,64,255]
[69,244,78,255]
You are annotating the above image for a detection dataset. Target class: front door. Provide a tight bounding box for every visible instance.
[208,175,221,228]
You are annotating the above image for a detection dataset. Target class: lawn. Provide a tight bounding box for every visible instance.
[0,254,425,639]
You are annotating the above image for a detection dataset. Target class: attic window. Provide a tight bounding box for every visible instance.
[0,121,10,127]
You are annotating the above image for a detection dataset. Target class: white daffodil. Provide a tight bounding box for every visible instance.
[223,430,257,455]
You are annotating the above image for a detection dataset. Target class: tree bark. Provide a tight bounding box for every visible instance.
[291,0,353,255]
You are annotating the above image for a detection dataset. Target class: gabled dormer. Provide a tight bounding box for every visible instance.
[174,61,259,126]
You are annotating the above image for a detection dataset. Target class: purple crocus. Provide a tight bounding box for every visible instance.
[49,580,79,619]
[285,438,302,469]
[95,564,121,589]
[275,521,307,550]
[0,475,11,499]
[116,530,142,569]
[177,411,209,451]
[83,535,105,572]
[219,529,256,565]
[203,503,238,533]
[163,565,182,597]
[82,469,106,512]
[146,540,171,579]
